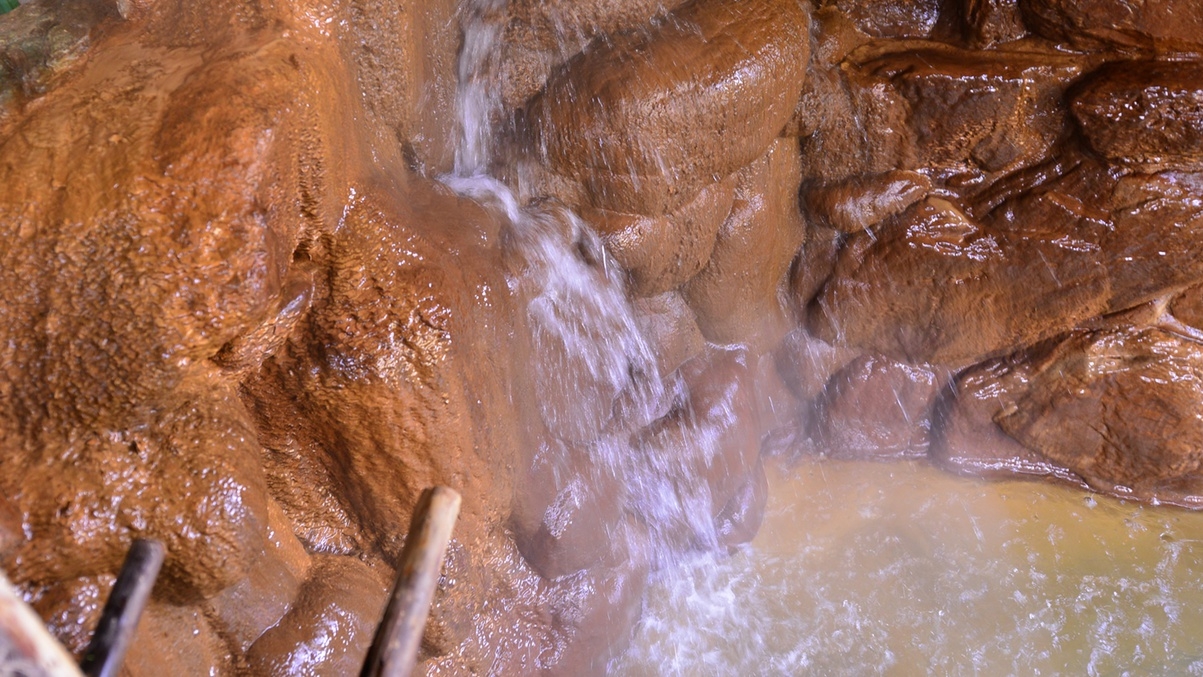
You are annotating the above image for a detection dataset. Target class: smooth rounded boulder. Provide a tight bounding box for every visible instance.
[523,0,811,216]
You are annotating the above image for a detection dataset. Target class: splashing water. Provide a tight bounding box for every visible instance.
[615,460,1203,675]
[446,0,738,583]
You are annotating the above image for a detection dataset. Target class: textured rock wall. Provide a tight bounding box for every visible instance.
[3,0,1203,674]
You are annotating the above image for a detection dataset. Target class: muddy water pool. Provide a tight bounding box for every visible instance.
[612,460,1203,675]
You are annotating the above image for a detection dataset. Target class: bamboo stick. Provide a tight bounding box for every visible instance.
[79,538,165,677]
[361,486,462,677]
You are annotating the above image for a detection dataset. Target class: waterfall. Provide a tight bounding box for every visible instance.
[444,0,742,584]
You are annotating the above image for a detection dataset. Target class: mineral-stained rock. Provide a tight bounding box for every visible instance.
[997,328,1203,499]
[632,347,762,544]
[942,328,1203,505]
[683,139,806,349]
[497,0,675,110]
[5,383,276,602]
[774,329,861,406]
[811,154,1203,367]
[1102,171,1203,310]
[811,355,941,459]
[804,170,931,233]
[510,438,626,580]
[523,0,810,216]
[246,555,388,675]
[0,0,118,122]
[588,174,737,297]
[124,602,234,676]
[964,0,1027,47]
[25,575,107,657]
[752,351,802,432]
[1021,0,1203,54]
[346,0,463,173]
[1170,284,1203,331]
[834,0,941,39]
[795,53,915,184]
[931,348,1080,483]
[539,562,648,676]
[862,43,1084,175]
[1072,61,1203,171]
[203,502,311,652]
[809,195,1111,366]
[714,458,769,549]
[787,223,843,324]
[631,292,706,379]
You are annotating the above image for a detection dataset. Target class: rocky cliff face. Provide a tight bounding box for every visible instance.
[2,0,1203,673]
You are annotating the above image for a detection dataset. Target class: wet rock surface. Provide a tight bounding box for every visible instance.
[5,0,1203,673]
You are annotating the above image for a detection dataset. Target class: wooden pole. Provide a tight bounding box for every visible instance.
[79,538,165,677]
[0,572,84,676]
[361,486,462,677]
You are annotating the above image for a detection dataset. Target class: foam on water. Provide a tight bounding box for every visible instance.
[614,460,1203,675]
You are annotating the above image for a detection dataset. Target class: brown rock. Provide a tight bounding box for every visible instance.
[124,603,233,676]
[714,458,769,550]
[589,175,737,297]
[796,56,915,184]
[996,328,1203,501]
[633,347,762,533]
[523,0,810,216]
[810,158,1203,367]
[497,0,673,110]
[930,350,1076,482]
[203,501,310,651]
[0,0,118,124]
[964,0,1027,46]
[347,0,462,173]
[1021,0,1203,54]
[540,563,648,676]
[863,43,1083,174]
[631,292,706,380]
[752,351,802,433]
[809,195,1111,366]
[834,0,941,38]
[246,555,389,675]
[683,139,807,349]
[1102,171,1203,310]
[1169,284,1203,331]
[804,170,931,233]
[787,222,843,324]
[811,355,941,459]
[773,329,860,406]
[1072,61,1203,171]
[510,438,625,580]
[24,576,107,657]
[5,385,275,602]
[939,328,1203,505]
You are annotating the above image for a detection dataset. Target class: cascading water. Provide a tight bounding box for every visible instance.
[445,0,742,630]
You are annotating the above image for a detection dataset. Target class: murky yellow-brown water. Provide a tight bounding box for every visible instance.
[613,459,1203,675]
